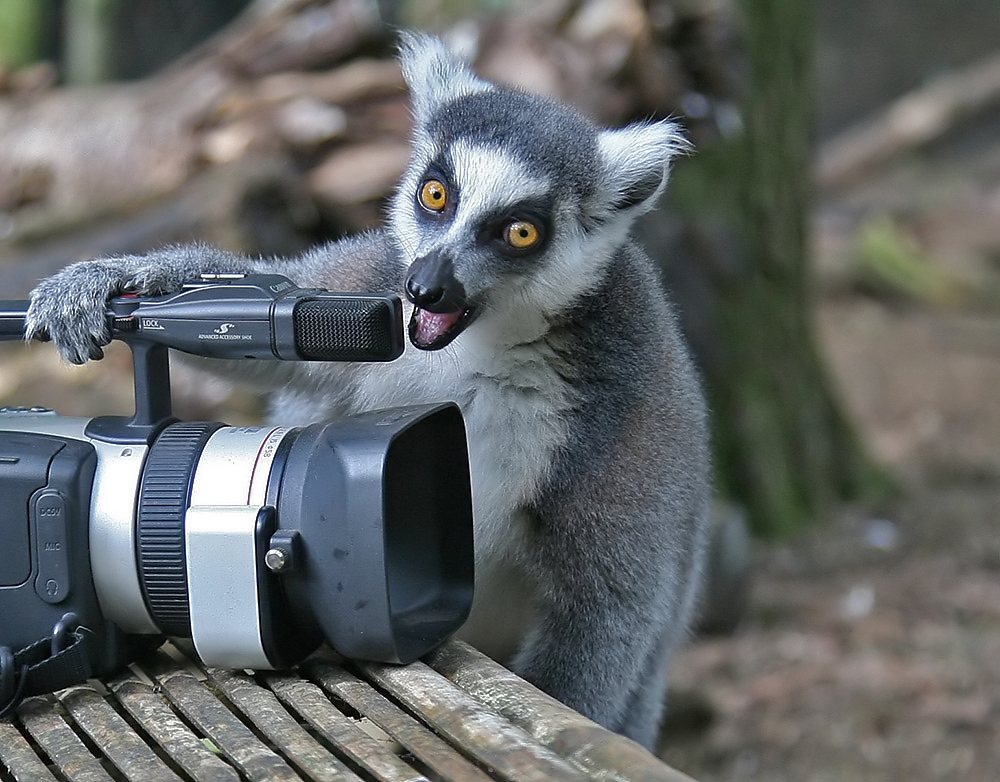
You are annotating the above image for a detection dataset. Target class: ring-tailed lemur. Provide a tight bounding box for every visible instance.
[25,33,710,749]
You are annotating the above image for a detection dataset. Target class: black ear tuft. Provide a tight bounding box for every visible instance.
[612,171,667,211]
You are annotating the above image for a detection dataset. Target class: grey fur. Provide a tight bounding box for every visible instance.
[25,33,709,749]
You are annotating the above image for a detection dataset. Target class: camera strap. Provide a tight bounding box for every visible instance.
[0,624,97,719]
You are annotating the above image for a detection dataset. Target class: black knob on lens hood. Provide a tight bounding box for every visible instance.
[273,403,474,664]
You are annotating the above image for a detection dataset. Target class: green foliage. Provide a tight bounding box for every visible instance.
[0,0,45,69]
[854,216,957,305]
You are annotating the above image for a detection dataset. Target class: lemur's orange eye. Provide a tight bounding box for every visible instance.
[419,179,448,212]
[504,220,541,249]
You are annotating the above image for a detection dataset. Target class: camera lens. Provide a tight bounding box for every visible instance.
[127,403,473,669]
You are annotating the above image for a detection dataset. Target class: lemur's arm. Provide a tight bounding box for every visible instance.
[25,232,399,366]
[514,428,707,748]
[26,245,262,365]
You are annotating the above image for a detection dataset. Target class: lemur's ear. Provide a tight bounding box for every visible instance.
[399,32,492,123]
[597,120,689,214]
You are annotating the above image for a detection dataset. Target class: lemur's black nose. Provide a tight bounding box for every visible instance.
[405,276,446,309]
[405,250,467,313]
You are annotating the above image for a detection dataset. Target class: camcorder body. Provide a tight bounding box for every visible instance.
[0,274,474,715]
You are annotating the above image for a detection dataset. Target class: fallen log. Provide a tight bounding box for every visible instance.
[0,0,394,258]
[817,50,1000,190]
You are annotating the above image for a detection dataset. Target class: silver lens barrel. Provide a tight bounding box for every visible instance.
[104,420,305,668]
[184,425,292,669]
[91,438,156,633]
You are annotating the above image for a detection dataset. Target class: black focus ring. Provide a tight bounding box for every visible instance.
[136,421,223,637]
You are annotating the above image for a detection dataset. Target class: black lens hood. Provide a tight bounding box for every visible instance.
[274,402,474,664]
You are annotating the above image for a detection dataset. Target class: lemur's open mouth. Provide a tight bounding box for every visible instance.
[409,305,479,351]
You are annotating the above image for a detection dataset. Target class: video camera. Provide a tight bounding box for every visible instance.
[0,273,474,716]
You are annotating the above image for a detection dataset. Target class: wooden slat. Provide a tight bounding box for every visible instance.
[426,641,698,782]
[4,640,701,782]
[107,669,241,782]
[354,658,590,782]
[0,718,57,782]
[208,668,362,782]
[140,652,303,781]
[56,684,180,782]
[265,672,429,782]
[16,697,114,782]
[306,660,494,782]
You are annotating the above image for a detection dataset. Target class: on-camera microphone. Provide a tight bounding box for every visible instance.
[107,273,405,362]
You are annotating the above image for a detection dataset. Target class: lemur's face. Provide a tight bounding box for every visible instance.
[391,90,601,351]
[399,137,560,350]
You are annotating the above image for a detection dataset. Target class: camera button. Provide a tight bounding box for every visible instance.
[32,490,71,604]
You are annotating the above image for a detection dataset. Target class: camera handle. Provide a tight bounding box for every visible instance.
[84,339,177,445]
[128,340,173,431]
[0,614,97,719]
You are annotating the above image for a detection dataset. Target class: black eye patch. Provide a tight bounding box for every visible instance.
[476,199,552,254]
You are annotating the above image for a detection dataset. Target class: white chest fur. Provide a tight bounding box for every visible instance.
[353,331,573,548]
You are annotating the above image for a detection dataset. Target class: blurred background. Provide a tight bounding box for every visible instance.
[1,1,999,779]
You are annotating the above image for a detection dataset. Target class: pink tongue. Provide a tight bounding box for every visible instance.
[414,308,462,344]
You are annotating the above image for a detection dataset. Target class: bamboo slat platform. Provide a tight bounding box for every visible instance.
[0,639,695,782]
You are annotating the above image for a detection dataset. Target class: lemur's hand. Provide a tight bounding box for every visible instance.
[25,245,241,364]
[26,256,181,364]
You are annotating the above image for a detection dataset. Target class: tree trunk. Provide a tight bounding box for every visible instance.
[648,0,885,537]
[714,0,885,535]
